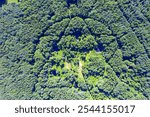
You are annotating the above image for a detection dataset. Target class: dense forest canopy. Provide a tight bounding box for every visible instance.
[0,0,150,99]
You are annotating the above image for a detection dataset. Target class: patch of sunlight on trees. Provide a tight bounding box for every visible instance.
[7,0,18,4]
[65,62,71,70]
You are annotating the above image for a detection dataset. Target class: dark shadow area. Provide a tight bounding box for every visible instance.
[66,0,77,7]
[29,59,35,65]
[97,44,105,51]
[0,0,6,7]
[50,70,57,76]
[72,30,82,39]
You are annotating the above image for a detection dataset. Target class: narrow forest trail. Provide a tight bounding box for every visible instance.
[78,60,83,79]
[65,62,71,70]
[78,60,93,100]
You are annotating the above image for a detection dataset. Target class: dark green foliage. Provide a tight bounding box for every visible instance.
[0,0,149,100]
[0,0,6,7]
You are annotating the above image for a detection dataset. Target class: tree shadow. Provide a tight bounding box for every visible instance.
[0,0,6,7]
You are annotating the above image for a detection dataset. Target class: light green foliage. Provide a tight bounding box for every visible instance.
[84,51,105,76]
[34,49,44,60]
[7,0,18,4]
